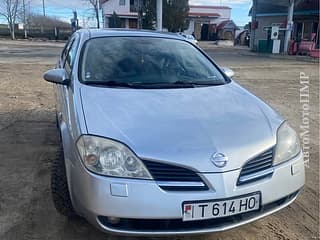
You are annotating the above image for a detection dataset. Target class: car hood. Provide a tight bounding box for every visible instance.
[80,82,283,172]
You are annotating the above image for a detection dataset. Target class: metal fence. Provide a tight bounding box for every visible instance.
[0,25,72,40]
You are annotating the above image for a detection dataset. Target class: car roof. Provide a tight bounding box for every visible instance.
[77,28,185,40]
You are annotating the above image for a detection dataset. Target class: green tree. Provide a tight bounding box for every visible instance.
[163,0,189,32]
[109,11,122,28]
[142,0,189,32]
[142,0,156,30]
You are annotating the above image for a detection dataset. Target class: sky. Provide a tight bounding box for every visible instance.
[1,0,252,27]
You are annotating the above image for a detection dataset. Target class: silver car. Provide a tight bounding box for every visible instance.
[44,29,305,236]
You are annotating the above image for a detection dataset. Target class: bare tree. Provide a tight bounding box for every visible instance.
[86,0,100,28]
[28,14,71,29]
[0,0,21,39]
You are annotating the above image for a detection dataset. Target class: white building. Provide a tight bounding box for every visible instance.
[100,1,236,40]
[101,0,139,28]
[185,5,232,40]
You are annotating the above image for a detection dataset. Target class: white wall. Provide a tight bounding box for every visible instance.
[189,6,231,20]
[102,0,130,15]
[184,7,231,35]
[188,6,231,28]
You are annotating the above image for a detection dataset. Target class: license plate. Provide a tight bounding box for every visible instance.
[182,193,260,221]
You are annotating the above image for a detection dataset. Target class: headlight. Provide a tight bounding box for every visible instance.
[274,122,301,165]
[76,135,152,179]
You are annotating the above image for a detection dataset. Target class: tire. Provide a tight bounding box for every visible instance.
[51,143,77,218]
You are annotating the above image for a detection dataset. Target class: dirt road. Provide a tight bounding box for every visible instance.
[0,40,319,240]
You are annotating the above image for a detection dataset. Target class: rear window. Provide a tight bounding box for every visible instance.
[80,37,227,86]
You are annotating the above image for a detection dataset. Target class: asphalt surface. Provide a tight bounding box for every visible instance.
[0,39,319,240]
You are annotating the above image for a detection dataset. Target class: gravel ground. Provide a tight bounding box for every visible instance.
[0,40,319,240]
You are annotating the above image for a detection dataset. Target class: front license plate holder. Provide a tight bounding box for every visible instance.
[182,192,261,221]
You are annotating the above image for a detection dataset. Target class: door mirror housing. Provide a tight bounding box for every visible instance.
[43,68,70,85]
[221,67,235,78]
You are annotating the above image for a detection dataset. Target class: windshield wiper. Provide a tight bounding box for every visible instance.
[84,81,193,89]
[130,80,224,89]
[83,80,224,89]
[173,80,224,86]
[84,80,141,88]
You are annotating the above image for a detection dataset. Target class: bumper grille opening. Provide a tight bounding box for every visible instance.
[97,190,299,232]
[156,184,208,191]
[238,148,274,185]
[142,160,208,191]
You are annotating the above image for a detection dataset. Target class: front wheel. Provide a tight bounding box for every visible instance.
[51,143,77,218]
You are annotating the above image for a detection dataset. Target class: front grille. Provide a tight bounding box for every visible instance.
[142,160,208,191]
[97,190,299,232]
[143,160,201,181]
[238,148,274,185]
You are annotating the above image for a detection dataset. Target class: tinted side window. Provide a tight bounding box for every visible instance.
[65,37,80,75]
[61,39,73,65]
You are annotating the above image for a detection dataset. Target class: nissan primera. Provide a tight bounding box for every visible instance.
[44,29,305,235]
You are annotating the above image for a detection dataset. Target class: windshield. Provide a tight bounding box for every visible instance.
[80,37,228,88]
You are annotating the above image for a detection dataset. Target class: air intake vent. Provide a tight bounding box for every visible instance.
[142,160,208,191]
[238,148,274,185]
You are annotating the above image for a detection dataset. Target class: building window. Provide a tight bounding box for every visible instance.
[130,0,136,12]
[119,0,125,6]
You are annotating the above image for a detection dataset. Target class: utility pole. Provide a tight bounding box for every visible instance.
[96,0,102,28]
[284,0,294,54]
[23,0,27,38]
[100,0,104,28]
[137,0,143,29]
[27,0,31,32]
[42,0,46,16]
[71,11,78,32]
[156,0,162,31]
[28,1,30,19]
[250,0,257,51]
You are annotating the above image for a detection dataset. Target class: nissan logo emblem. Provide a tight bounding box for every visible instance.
[211,153,228,168]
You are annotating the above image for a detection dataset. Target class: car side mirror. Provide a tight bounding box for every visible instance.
[43,68,69,85]
[221,67,235,78]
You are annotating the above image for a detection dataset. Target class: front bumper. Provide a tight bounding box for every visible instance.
[68,152,305,236]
